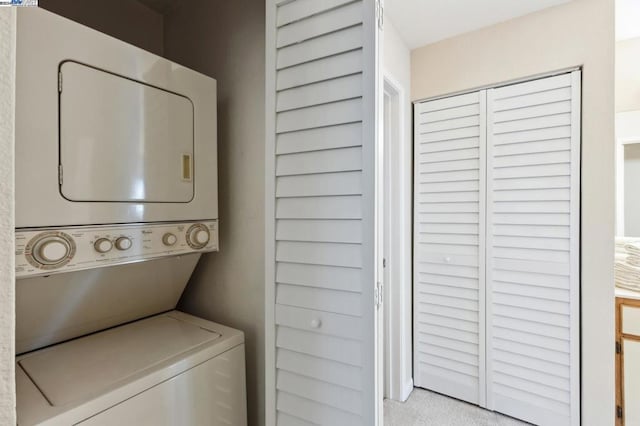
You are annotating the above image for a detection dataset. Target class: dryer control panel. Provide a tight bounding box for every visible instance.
[15,220,219,278]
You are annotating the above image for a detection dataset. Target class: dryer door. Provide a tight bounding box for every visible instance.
[59,61,194,203]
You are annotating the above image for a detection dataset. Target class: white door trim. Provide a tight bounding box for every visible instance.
[382,74,413,402]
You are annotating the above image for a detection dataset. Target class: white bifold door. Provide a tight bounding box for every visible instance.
[265,1,382,425]
[413,71,581,426]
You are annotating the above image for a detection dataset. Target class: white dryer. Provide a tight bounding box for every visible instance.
[16,311,247,426]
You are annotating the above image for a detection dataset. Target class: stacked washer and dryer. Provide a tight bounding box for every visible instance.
[14,8,247,425]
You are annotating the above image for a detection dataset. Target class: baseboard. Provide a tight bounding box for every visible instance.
[400,378,414,402]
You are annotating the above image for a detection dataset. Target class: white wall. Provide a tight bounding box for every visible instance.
[616,110,640,140]
[624,144,640,236]
[411,0,615,423]
[0,8,16,425]
[382,15,413,402]
[616,37,640,233]
[616,110,640,236]
[163,2,265,425]
[616,37,640,112]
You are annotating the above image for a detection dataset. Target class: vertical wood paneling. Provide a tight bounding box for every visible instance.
[266,1,376,425]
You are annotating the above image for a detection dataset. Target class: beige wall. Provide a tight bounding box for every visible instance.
[0,8,16,425]
[38,0,164,56]
[616,37,640,112]
[163,2,265,425]
[411,0,615,423]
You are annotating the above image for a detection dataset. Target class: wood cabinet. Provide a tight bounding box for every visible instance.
[616,292,640,425]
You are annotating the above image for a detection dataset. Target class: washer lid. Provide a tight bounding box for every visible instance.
[18,315,221,407]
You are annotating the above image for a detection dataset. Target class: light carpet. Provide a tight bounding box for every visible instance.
[384,388,530,426]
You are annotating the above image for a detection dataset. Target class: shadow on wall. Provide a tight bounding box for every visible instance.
[38,0,164,56]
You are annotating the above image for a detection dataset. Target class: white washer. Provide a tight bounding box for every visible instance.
[16,311,247,426]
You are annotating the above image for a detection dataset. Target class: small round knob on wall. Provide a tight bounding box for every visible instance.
[310,319,322,329]
[115,237,132,251]
[162,233,177,246]
[94,238,113,254]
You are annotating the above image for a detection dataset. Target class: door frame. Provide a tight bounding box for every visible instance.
[381,74,414,402]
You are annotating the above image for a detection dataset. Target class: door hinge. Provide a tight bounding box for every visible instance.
[58,72,63,93]
[616,341,622,354]
[617,405,623,419]
[383,258,387,268]
[58,165,63,185]
[374,281,383,308]
[375,0,384,30]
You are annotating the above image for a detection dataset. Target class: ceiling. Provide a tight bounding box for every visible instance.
[617,0,640,41]
[385,0,571,50]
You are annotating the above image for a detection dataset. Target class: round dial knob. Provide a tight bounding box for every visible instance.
[194,229,209,245]
[25,231,75,270]
[34,239,70,264]
[115,237,132,251]
[186,224,210,249]
[162,233,177,246]
[94,238,113,253]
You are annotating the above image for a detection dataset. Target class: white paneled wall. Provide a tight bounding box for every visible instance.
[266,0,378,425]
[414,71,581,426]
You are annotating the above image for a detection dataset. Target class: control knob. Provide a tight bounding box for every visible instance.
[115,237,132,251]
[33,238,70,264]
[94,238,113,253]
[162,233,178,246]
[25,231,75,270]
[186,224,210,249]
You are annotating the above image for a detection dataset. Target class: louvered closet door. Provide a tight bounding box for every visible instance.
[486,71,581,426]
[265,1,379,425]
[413,91,486,405]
